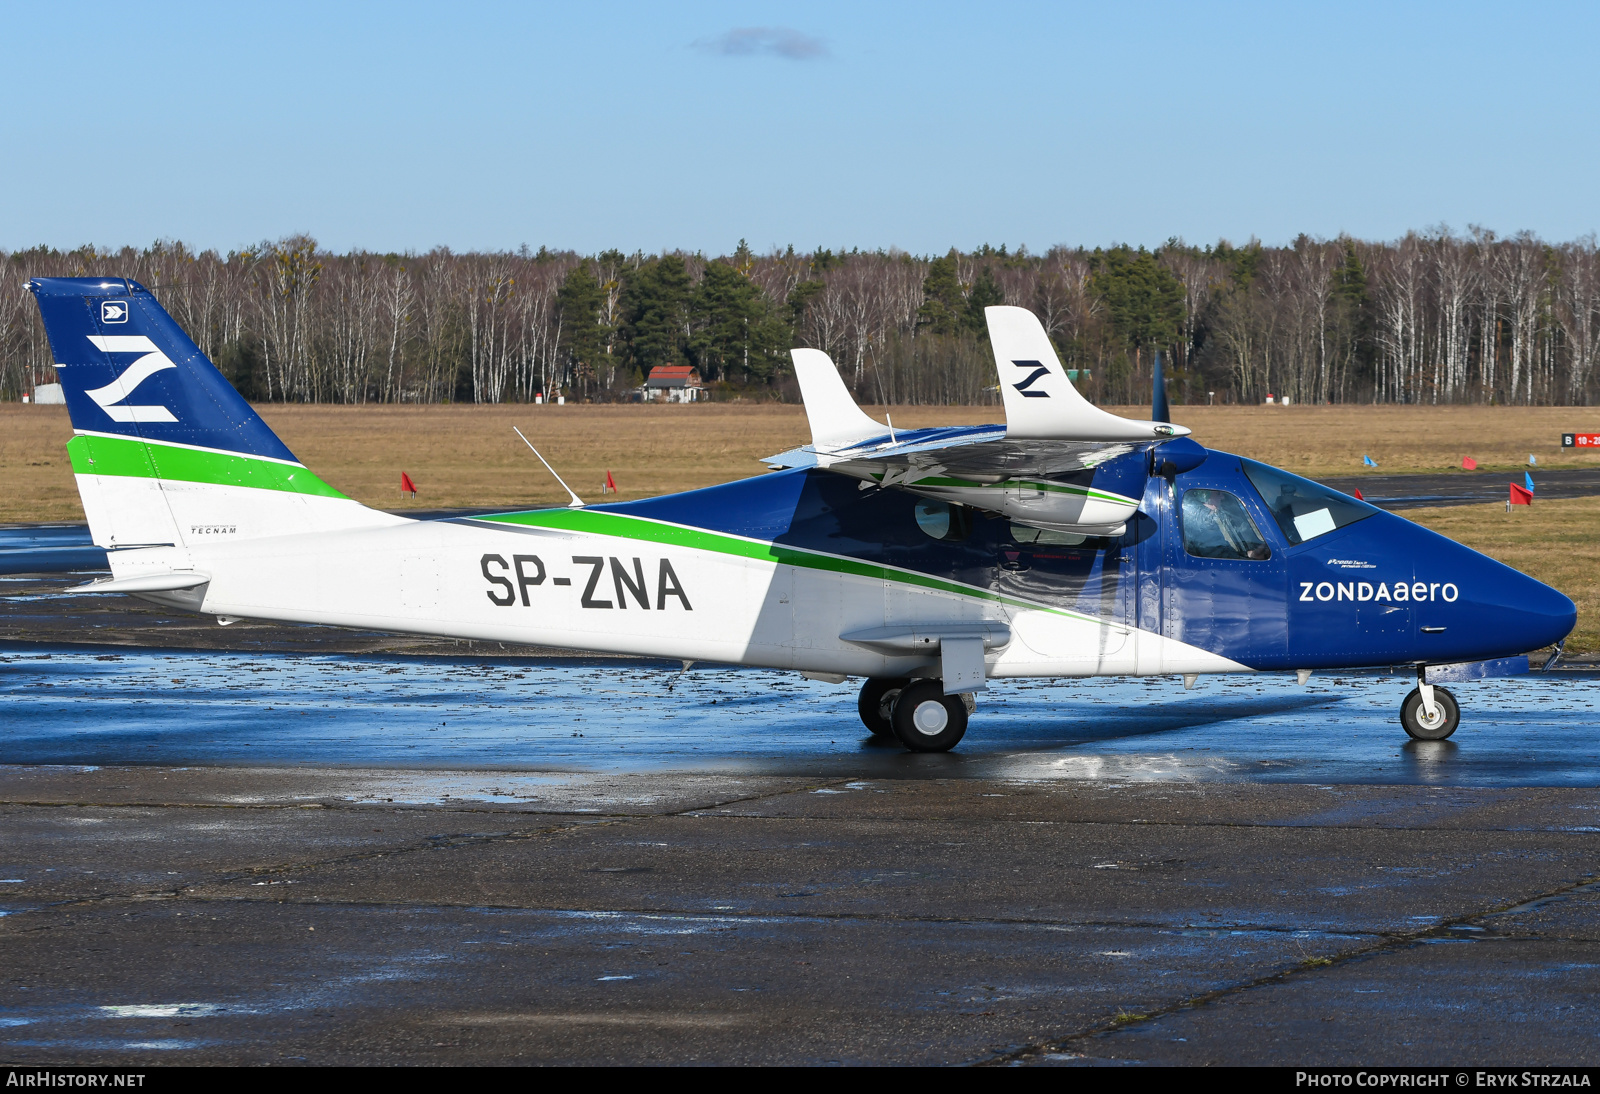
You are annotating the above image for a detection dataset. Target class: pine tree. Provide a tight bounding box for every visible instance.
[690,261,786,383]
[917,250,966,336]
[555,265,607,375]
[1087,246,1186,350]
[963,266,1004,333]
[787,279,825,328]
[618,255,693,376]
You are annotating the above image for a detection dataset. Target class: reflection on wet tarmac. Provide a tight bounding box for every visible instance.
[4,647,1599,786]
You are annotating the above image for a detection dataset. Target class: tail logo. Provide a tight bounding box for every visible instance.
[82,336,179,423]
[1010,359,1052,398]
[100,301,129,323]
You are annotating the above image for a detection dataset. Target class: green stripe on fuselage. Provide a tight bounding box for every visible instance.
[66,434,346,499]
[474,506,1112,626]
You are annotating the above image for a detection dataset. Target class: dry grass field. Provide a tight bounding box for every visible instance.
[4,401,1597,651]
[8,402,1600,522]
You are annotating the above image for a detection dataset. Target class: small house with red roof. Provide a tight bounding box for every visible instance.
[639,364,705,403]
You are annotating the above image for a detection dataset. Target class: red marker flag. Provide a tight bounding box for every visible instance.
[1352,488,1365,500]
[1462,457,1478,470]
[604,470,617,494]
[1510,482,1533,505]
[400,471,418,497]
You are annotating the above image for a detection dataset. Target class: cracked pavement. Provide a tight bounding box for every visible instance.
[2,767,1599,1065]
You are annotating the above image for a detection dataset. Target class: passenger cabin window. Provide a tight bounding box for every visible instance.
[914,500,972,542]
[1240,459,1379,546]
[1180,489,1271,560]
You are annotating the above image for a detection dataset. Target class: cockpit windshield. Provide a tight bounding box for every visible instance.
[1240,459,1379,546]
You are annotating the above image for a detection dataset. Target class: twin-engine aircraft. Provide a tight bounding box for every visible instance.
[27,277,1575,751]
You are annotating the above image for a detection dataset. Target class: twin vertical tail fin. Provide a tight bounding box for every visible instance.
[785,311,1187,453]
[982,306,1184,441]
[789,348,890,451]
[27,277,400,550]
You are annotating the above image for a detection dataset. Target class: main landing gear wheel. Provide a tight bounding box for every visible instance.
[1401,685,1460,741]
[891,679,969,753]
[858,677,910,738]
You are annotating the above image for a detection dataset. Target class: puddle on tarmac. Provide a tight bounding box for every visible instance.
[3,647,1600,786]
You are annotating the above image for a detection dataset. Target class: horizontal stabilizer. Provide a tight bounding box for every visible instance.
[985,306,1187,442]
[791,349,889,451]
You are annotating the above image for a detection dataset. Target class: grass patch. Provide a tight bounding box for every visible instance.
[10,403,1600,524]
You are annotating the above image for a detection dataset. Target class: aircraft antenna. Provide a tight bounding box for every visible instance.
[513,427,585,508]
[885,413,896,445]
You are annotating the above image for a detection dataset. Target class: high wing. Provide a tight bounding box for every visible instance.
[767,306,1190,536]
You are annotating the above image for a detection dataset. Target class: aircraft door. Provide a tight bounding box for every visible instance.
[1158,473,1288,664]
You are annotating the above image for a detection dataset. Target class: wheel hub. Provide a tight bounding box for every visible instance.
[911,699,948,735]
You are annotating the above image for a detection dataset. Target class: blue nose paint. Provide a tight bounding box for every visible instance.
[1288,511,1574,669]
[1158,451,1574,671]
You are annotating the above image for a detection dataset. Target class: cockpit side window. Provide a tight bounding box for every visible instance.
[1240,459,1379,546]
[1180,489,1272,560]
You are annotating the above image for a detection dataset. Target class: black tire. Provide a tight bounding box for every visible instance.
[857,677,910,738]
[891,679,969,753]
[1401,685,1460,741]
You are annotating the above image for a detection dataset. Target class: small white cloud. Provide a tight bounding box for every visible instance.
[693,26,828,61]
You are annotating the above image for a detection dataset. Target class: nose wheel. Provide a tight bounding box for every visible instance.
[1401,684,1460,740]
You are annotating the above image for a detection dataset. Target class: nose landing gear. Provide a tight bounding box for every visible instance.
[1401,678,1460,740]
[857,676,971,752]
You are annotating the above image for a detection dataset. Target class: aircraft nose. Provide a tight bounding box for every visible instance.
[1506,571,1577,653]
[1439,548,1575,658]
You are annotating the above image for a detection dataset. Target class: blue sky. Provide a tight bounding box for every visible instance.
[3,1,1596,255]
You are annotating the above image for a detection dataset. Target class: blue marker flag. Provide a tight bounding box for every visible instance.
[1363,455,1378,468]
[1525,472,1536,492]
[1530,454,1538,466]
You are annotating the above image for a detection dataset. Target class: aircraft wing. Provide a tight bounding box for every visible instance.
[766,308,1187,535]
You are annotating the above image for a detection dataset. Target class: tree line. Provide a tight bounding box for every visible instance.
[2,228,1596,407]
